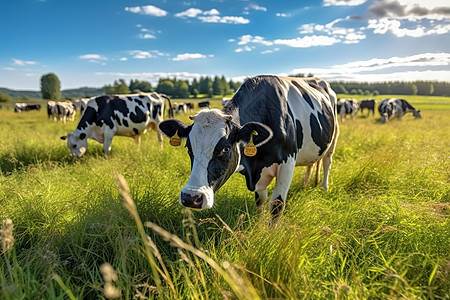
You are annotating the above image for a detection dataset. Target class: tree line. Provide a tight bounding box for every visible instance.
[330,81,450,97]
[104,76,241,98]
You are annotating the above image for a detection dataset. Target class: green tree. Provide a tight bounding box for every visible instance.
[129,79,153,93]
[156,79,175,96]
[174,80,189,98]
[40,73,61,100]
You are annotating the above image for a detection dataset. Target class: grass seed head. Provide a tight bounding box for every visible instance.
[0,218,15,253]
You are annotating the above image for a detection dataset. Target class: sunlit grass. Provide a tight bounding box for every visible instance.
[0,100,449,299]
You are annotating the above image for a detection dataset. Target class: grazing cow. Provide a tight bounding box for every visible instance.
[185,102,195,112]
[198,101,210,108]
[73,98,92,116]
[337,98,359,122]
[52,101,76,123]
[159,75,339,220]
[359,99,376,116]
[378,98,422,123]
[173,102,188,114]
[47,101,56,118]
[61,93,173,157]
[14,103,41,112]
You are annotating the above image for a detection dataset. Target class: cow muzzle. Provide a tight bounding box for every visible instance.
[180,191,205,209]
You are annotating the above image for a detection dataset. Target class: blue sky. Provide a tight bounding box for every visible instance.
[1,0,449,90]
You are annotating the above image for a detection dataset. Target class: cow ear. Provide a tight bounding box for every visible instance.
[237,122,273,147]
[60,136,67,140]
[79,133,86,140]
[159,119,191,138]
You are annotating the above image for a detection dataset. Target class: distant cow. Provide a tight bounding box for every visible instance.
[61,93,173,157]
[378,98,422,123]
[359,99,376,116]
[73,98,92,116]
[14,103,41,112]
[173,102,187,114]
[52,101,76,123]
[337,98,359,122]
[198,101,210,108]
[159,75,339,220]
[47,101,56,118]
[185,102,195,112]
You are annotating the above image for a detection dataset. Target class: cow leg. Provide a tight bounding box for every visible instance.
[103,131,114,155]
[157,129,163,149]
[255,190,268,212]
[304,164,314,186]
[314,159,322,187]
[321,154,333,190]
[269,157,296,222]
[134,135,142,150]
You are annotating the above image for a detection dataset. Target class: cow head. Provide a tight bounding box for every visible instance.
[413,110,422,119]
[380,113,389,123]
[61,132,87,158]
[159,109,272,210]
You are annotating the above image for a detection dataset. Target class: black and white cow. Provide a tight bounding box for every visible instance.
[14,103,41,112]
[61,93,173,157]
[378,98,422,123]
[73,98,92,116]
[159,75,339,220]
[47,101,56,119]
[198,101,210,108]
[52,101,76,123]
[359,99,376,116]
[337,98,359,122]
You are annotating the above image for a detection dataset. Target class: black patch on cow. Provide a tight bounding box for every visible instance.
[133,128,139,135]
[292,80,314,110]
[127,97,133,100]
[122,119,129,127]
[310,112,330,156]
[134,98,144,107]
[130,107,146,124]
[153,104,162,119]
[296,119,303,149]
[115,113,122,126]
[139,95,145,99]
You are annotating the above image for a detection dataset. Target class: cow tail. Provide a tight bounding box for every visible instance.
[161,94,174,118]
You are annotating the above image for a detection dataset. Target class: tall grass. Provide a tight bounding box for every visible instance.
[0,100,449,299]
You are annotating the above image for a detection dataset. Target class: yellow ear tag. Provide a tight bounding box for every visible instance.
[169,130,181,146]
[244,131,258,157]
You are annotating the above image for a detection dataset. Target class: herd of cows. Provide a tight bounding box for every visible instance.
[9,76,423,221]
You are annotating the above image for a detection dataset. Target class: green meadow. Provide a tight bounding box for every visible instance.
[0,96,449,299]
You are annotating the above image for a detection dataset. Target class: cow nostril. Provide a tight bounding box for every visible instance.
[181,192,204,208]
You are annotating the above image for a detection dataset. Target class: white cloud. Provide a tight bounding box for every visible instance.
[175,8,203,18]
[368,0,450,20]
[3,67,15,71]
[175,8,250,24]
[172,53,212,61]
[367,18,450,37]
[292,53,450,82]
[323,0,369,6]
[274,35,341,47]
[276,12,290,17]
[261,48,280,54]
[125,5,167,17]
[237,35,273,46]
[139,33,156,39]
[129,50,156,59]
[246,3,267,12]
[79,54,107,64]
[235,45,255,52]
[12,58,37,66]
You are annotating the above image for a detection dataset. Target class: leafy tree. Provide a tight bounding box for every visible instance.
[129,79,153,93]
[199,77,213,94]
[40,73,61,100]
[104,79,130,94]
[156,79,175,96]
[174,80,189,98]
[191,88,199,98]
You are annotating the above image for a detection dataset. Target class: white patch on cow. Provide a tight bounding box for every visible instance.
[179,109,229,208]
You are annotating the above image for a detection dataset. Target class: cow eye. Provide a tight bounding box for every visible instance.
[72,145,77,149]
[222,147,230,153]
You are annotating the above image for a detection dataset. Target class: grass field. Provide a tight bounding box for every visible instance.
[0,96,449,299]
